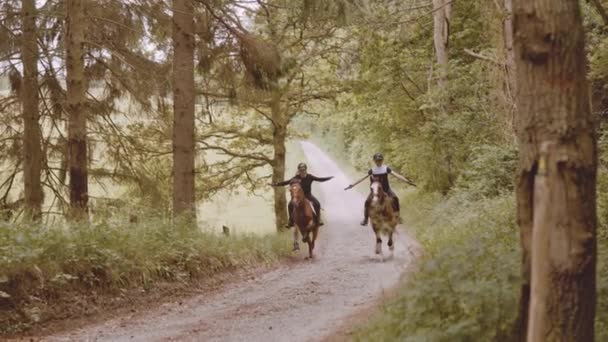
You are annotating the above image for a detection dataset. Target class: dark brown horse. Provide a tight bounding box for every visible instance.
[289,182,319,259]
[368,180,398,256]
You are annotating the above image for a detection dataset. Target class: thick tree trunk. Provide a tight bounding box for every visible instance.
[432,0,451,86]
[21,0,43,221]
[271,91,288,232]
[66,0,88,220]
[513,1,597,341]
[172,0,196,220]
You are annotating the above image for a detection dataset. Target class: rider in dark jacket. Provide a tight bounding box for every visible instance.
[345,153,415,226]
[271,162,333,228]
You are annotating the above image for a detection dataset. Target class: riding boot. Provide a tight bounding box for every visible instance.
[310,199,324,226]
[285,202,294,229]
[361,197,370,226]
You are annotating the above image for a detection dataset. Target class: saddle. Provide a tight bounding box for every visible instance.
[290,199,319,223]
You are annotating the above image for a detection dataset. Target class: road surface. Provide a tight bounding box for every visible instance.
[42,141,416,342]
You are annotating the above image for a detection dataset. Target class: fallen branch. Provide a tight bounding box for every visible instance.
[463,48,503,66]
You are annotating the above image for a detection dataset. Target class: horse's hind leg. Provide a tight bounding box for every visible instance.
[307,239,313,259]
[293,227,300,251]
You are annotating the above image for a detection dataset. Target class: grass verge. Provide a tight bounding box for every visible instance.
[354,191,608,341]
[0,216,291,335]
[354,193,519,341]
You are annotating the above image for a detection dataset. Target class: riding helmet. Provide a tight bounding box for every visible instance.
[297,162,308,171]
[373,153,384,161]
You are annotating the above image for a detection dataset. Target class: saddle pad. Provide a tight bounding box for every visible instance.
[308,200,317,217]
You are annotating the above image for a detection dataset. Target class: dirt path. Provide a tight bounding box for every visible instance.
[40,141,416,342]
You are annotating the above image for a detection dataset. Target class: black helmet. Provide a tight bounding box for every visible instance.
[373,153,384,161]
[297,162,308,171]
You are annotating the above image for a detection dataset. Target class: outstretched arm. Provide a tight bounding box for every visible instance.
[345,174,369,190]
[310,175,334,182]
[271,178,293,187]
[390,171,416,187]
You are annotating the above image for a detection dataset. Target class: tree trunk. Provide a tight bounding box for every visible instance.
[503,0,516,102]
[172,0,196,220]
[513,0,597,340]
[432,0,451,87]
[66,0,88,221]
[271,91,288,232]
[21,0,43,221]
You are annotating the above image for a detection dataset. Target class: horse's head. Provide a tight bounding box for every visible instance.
[370,178,386,203]
[289,181,305,204]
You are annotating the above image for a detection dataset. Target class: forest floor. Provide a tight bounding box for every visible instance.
[11,141,420,342]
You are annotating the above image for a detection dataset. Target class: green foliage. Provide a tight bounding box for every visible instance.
[355,193,520,341]
[312,1,513,195]
[0,214,291,333]
[311,1,608,340]
[597,239,608,341]
[453,144,517,200]
[597,130,608,239]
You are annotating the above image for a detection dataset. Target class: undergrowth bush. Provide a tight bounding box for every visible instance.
[356,191,608,341]
[356,193,520,341]
[453,144,517,201]
[0,215,290,334]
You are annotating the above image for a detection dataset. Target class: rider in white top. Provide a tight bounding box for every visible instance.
[345,153,416,226]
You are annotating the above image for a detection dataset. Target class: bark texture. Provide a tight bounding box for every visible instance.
[513,0,597,340]
[21,0,43,220]
[503,0,516,100]
[271,91,288,231]
[66,0,88,220]
[172,0,196,219]
[432,0,451,86]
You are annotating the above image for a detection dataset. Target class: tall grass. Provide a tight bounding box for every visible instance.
[0,215,291,334]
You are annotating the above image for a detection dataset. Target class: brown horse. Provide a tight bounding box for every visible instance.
[368,180,398,256]
[289,182,319,259]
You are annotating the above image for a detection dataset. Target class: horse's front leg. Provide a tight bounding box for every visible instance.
[302,221,313,244]
[307,223,318,259]
[388,230,394,252]
[373,225,382,255]
[293,226,300,251]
